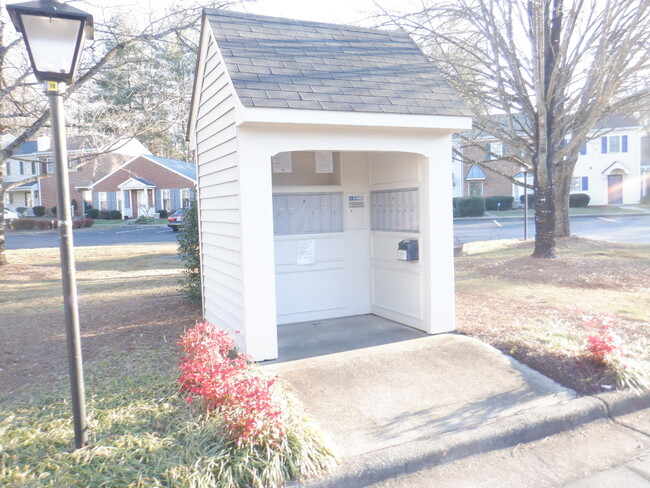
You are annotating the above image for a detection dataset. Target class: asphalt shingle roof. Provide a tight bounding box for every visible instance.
[204,9,471,117]
[147,155,197,181]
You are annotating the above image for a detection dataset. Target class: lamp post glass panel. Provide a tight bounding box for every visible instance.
[6,0,94,449]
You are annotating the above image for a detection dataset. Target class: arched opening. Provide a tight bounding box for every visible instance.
[270,150,430,344]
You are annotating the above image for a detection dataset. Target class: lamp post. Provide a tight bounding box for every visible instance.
[7,0,93,449]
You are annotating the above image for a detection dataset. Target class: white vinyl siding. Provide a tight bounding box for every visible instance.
[195,33,243,334]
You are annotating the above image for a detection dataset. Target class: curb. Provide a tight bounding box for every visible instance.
[295,392,649,487]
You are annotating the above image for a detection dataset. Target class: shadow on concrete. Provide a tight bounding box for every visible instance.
[266,314,427,364]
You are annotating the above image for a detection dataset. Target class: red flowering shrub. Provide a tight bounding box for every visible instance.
[178,321,284,447]
[584,315,619,362]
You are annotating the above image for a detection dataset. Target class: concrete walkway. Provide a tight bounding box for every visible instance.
[261,315,650,487]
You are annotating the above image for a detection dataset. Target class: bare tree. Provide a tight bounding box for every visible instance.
[379,0,650,257]
[0,0,243,265]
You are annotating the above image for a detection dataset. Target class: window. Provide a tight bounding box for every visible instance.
[68,158,79,172]
[19,161,25,175]
[98,192,108,210]
[601,135,628,154]
[580,143,587,155]
[484,142,503,161]
[571,177,589,192]
[5,162,10,176]
[181,189,190,208]
[161,190,171,212]
[468,181,484,196]
[5,193,13,205]
[31,162,37,174]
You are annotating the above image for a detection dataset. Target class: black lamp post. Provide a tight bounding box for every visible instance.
[7,0,93,450]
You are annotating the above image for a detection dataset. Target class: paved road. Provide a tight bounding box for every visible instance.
[5,223,178,249]
[454,214,650,245]
[6,214,650,249]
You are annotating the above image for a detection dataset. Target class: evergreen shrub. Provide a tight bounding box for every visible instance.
[569,193,590,208]
[485,196,514,211]
[456,196,485,217]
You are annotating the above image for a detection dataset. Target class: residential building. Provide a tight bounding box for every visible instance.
[455,114,643,205]
[2,135,150,214]
[87,155,196,217]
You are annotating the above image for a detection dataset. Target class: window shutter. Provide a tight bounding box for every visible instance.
[580,143,587,155]
[622,135,628,153]
[601,137,608,153]
[485,143,491,160]
[581,177,588,191]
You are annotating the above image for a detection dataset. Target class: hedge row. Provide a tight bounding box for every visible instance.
[518,193,590,208]
[9,218,94,231]
[86,208,122,220]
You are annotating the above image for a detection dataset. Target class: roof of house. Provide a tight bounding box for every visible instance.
[130,177,156,187]
[204,9,470,117]
[594,113,640,130]
[466,165,486,180]
[146,156,196,181]
[13,141,38,155]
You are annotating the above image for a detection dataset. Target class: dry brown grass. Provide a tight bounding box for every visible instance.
[455,237,650,393]
[0,244,201,398]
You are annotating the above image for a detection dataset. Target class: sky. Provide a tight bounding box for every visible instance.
[239,0,417,26]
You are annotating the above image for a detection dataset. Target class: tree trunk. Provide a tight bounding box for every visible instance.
[554,164,573,238]
[532,175,557,258]
[0,175,6,266]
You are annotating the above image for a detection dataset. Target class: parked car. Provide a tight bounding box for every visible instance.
[3,208,19,223]
[167,209,184,231]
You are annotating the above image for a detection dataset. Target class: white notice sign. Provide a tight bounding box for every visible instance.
[315,151,334,173]
[272,152,292,173]
[297,239,316,265]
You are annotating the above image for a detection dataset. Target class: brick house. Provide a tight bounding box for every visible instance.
[3,135,150,214]
[88,155,196,218]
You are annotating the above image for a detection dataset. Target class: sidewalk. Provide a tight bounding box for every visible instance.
[261,316,650,487]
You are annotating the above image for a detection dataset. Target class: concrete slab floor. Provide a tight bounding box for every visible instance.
[264,314,428,364]
[264,332,575,459]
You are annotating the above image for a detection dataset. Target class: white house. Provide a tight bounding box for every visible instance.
[572,114,642,205]
[187,9,472,360]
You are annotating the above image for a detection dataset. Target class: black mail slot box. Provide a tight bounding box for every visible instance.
[398,239,419,261]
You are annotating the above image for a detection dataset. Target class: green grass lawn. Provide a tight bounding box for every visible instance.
[89,218,167,228]
[0,245,335,488]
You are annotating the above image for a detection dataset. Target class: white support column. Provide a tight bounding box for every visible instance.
[422,144,456,335]
[237,149,279,361]
[120,189,125,217]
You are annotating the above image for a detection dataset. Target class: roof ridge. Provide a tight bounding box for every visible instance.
[204,7,406,37]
